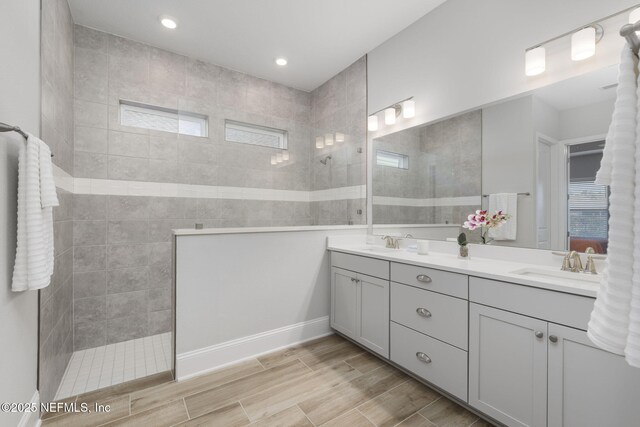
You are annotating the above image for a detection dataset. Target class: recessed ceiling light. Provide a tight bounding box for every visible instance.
[275,57,288,66]
[160,16,177,29]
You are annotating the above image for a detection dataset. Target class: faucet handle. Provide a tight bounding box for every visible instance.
[561,253,572,271]
[583,247,598,274]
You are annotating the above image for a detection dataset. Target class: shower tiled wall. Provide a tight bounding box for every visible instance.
[40,0,74,404]
[310,57,367,225]
[373,110,482,226]
[70,26,366,349]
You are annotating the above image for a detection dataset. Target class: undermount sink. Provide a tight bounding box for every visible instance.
[510,267,600,285]
[359,246,399,253]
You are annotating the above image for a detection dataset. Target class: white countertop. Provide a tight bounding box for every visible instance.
[173,224,367,236]
[328,242,601,298]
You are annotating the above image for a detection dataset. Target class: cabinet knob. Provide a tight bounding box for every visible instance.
[416,274,432,283]
[549,335,558,343]
[416,307,432,318]
[416,352,432,364]
[351,277,357,282]
[535,331,544,339]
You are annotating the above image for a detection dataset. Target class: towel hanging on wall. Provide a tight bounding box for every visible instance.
[11,134,59,291]
[587,45,640,367]
[487,193,517,241]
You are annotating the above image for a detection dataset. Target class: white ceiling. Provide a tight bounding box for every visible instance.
[67,0,447,92]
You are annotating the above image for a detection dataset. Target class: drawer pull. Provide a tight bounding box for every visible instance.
[416,352,432,364]
[416,274,432,283]
[535,331,544,339]
[549,335,558,343]
[416,307,432,318]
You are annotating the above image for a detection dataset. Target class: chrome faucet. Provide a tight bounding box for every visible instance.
[381,235,402,249]
[561,250,594,274]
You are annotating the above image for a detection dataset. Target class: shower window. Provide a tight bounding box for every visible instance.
[120,101,208,137]
[376,150,409,169]
[225,120,288,149]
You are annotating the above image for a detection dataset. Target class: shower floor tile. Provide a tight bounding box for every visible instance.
[55,332,172,401]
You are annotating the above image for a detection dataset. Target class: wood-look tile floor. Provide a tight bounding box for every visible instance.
[42,334,496,427]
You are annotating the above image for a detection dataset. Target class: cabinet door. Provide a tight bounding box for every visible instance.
[469,303,547,427]
[356,273,389,358]
[548,323,640,427]
[330,267,357,339]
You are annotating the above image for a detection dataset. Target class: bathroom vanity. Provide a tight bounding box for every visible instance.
[328,239,640,427]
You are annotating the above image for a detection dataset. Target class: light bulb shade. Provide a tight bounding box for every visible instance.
[571,27,596,61]
[402,99,415,118]
[525,47,546,76]
[367,115,378,131]
[282,151,290,161]
[335,132,345,142]
[384,108,396,125]
[315,136,324,149]
[276,153,283,163]
[270,155,277,165]
[325,133,334,146]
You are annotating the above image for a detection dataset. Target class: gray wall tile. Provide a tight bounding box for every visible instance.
[74,271,107,299]
[74,221,107,246]
[74,296,106,323]
[107,220,149,244]
[149,288,172,312]
[107,244,150,269]
[107,267,149,294]
[74,246,106,272]
[149,310,172,335]
[107,290,147,319]
[107,314,148,344]
[74,195,107,220]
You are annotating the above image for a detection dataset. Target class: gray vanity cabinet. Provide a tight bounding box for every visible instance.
[547,323,640,427]
[330,252,390,358]
[330,267,358,338]
[469,303,548,427]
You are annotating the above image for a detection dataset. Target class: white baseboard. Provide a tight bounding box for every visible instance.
[176,316,332,381]
[17,390,40,427]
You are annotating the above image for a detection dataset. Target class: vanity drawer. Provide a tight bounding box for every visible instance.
[391,322,468,402]
[331,251,389,280]
[391,282,468,350]
[391,263,468,299]
[469,277,595,330]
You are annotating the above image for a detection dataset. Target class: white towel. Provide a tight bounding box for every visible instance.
[487,193,517,241]
[587,45,640,367]
[11,134,59,291]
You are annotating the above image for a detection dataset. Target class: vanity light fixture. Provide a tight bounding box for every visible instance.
[270,155,277,165]
[335,132,345,143]
[402,99,416,119]
[325,133,334,146]
[160,15,177,29]
[571,27,597,61]
[282,150,290,161]
[368,97,415,131]
[275,57,288,66]
[315,136,324,149]
[385,108,397,125]
[525,46,546,76]
[368,115,379,131]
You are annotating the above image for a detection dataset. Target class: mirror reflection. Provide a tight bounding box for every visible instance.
[372,65,616,253]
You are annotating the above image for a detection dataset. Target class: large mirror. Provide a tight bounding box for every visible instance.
[372,65,616,254]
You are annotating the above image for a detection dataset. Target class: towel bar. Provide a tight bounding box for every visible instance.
[0,121,54,157]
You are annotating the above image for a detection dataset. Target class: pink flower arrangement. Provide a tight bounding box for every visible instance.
[463,210,511,244]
